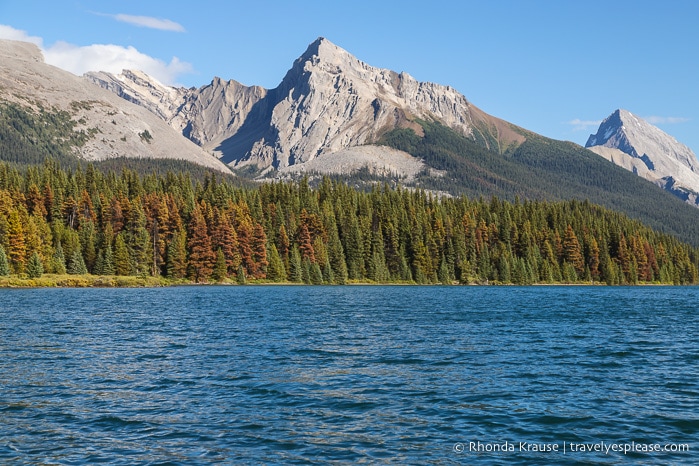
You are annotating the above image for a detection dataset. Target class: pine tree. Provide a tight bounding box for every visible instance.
[166,229,187,279]
[102,243,115,275]
[0,245,10,276]
[187,206,215,282]
[52,241,67,275]
[26,251,43,278]
[310,261,323,285]
[211,248,228,282]
[288,246,303,283]
[251,223,268,279]
[67,250,88,275]
[266,243,286,282]
[114,233,132,276]
[7,210,26,274]
[236,264,247,285]
[563,225,584,277]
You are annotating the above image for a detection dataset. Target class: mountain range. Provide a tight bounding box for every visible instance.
[85,37,526,177]
[3,37,699,244]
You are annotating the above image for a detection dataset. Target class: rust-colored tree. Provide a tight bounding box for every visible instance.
[187,205,215,282]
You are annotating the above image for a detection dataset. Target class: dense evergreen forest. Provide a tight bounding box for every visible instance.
[0,159,697,285]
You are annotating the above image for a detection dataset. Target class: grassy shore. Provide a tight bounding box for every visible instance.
[0,274,177,288]
[0,274,683,288]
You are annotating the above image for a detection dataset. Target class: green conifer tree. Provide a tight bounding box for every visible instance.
[26,251,43,278]
[266,243,286,282]
[114,233,131,275]
[67,250,88,275]
[236,264,247,285]
[288,246,303,283]
[0,245,10,276]
[102,243,115,275]
[52,241,67,275]
[212,248,228,282]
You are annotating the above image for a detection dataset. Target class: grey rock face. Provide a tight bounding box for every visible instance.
[0,39,231,173]
[87,37,524,176]
[586,109,699,207]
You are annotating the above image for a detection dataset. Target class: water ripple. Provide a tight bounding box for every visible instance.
[0,286,697,464]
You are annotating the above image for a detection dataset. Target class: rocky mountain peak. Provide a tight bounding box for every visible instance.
[87,37,526,174]
[586,109,699,206]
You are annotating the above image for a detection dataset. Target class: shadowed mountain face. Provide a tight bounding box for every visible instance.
[586,109,699,207]
[86,37,525,176]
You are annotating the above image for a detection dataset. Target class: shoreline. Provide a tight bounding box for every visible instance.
[0,274,689,288]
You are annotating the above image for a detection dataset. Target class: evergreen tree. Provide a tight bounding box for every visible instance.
[211,248,228,282]
[563,225,584,277]
[166,229,187,279]
[102,243,115,275]
[26,251,43,278]
[7,210,26,274]
[52,241,67,275]
[114,233,131,275]
[288,246,303,283]
[266,243,286,282]
[310,260,323,285]
[187,206,215,282]
[67,250,88,275]
[0,245,10,276]
[236,264,247,285]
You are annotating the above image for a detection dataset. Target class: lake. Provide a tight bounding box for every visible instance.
[0,286,697,464]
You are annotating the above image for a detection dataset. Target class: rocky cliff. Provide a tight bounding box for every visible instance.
[586,109,699,206]
[0,39,232,173]
[86,37,525,176]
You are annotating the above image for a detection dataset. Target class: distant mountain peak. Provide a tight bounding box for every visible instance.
[586,109,699,206]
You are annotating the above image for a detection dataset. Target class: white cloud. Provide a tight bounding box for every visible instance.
[643,116,689,125]
[0,24,43,46]
[43,41,192,85]
[113,14,185,32]
[567,119,602,131]
[0,24,192,85]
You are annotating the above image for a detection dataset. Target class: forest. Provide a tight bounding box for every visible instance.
[0,159,697,286]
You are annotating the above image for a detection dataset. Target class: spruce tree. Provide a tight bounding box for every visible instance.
[288,246,303,283]
[166,229,187,279]
[114,233,131,275]
[26,251,43,278]
[236,264,247,285]
[52,241,67,275]
[266,243,286,282]
[212,249,228,282]
[0,245,10,276]
[67,250,88,275]
[102,243,115,275]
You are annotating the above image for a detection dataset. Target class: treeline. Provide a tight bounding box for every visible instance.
[0,159,697,285]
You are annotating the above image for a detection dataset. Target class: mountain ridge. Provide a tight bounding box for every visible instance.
[86,37,526,175]
[0,39,232,173]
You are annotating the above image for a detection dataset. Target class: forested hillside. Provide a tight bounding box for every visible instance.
[379,121,699,244]
[0,160,696,285]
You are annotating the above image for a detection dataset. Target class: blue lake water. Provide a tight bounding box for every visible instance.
[0,286,697,465]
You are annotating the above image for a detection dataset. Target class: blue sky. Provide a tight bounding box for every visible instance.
[1,0,698,154]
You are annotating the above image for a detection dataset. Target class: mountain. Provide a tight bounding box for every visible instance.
[586,109,699,206]
[86,37,526,176]
[83,38,699,244]
[0,39,232,174]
